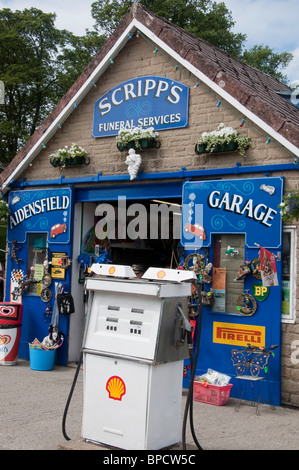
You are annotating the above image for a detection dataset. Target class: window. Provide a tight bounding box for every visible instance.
[27,233,47,295]
[212,234,245,314]
[281,226,297,323]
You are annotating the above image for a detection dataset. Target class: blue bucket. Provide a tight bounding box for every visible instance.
[29,347,56,371]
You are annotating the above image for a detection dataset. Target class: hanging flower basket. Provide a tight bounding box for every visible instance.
[195,123,251,157]
[195,141,239,155]
[116,127,160,151]
[278,192,299,223]
[49,144,90,168]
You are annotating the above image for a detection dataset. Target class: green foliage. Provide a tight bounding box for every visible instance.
[57,31,105,92]
[116,126,159,148]
[0,225,7,265]
[278,192,299,223]
[196,123,251,156]
[0,8,69,165]
[49,143,87,168]
[242,45,293,83]
[0,8,104,168]
[0,198,9,223]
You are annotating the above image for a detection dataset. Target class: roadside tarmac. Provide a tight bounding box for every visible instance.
[0,360,298,451]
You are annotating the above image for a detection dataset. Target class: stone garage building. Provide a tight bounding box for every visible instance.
[1,4,299,406]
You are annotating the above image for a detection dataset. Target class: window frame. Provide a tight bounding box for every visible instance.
[26,232,48,296]
[281,225,297,323]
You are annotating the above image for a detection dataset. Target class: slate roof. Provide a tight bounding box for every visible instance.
[1,3,298,186]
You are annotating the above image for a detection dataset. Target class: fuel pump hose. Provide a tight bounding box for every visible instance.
[62,350,83,441]
[181,280,203,451]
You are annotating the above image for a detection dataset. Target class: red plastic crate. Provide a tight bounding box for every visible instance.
[193,382,233,406]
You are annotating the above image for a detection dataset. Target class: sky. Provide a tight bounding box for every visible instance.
[0,0,299,84]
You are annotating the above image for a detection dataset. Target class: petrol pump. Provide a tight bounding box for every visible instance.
[80,263,196,450]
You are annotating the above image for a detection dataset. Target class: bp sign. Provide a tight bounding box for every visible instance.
[252,283,270,301]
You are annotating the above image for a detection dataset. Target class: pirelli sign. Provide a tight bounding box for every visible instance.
[213,322,265,347]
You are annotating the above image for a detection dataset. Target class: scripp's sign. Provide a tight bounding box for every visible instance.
[8,189,72,244]
[92,76,189,138]
[182,177,283,248]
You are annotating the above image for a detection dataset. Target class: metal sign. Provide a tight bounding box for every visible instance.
[252,283,270,301]
[213,322,266,347]
[182,177,283,248]
[8,188,72,244]
[92,75,189,138]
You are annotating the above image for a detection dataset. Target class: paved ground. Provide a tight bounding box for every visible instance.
[0,359,298,451]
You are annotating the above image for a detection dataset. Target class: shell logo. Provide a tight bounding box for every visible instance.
[108,266,116,275]
[157,270,166,279]
[0,335,11,345]
[106,376,126,401]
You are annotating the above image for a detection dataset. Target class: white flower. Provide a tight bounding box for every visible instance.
[196,123,251,157]
[116,126,159,147]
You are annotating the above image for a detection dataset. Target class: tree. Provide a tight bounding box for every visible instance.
[0,8,68,165]
[0,8,104,167]
[241,45,293,84]
[91,0,246,57]
[57,31,106,93]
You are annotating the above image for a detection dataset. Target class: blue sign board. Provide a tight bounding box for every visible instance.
[92,75,189,138]
[182,177,283,249]
[8,188,72,244]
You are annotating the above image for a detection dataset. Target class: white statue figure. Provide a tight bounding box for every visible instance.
[125,148,142,180]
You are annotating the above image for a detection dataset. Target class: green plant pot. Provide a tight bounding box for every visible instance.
[195,143,207,154]
[117,141,137,151]
[139,138,157,149]
[50,155,88,167]
[50,158,61,167]
[68,155,86,165]
[195,141,238,155]
[117,138,160,151]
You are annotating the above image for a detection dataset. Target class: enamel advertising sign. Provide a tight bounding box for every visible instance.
[213,322,266,347]
[92,75,189,138]
[182,177,283,249]
[7,188,72,244]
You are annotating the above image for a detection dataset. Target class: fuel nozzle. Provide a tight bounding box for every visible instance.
[177,302,194,346]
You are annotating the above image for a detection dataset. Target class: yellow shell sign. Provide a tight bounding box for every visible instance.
[106,376,126,401]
